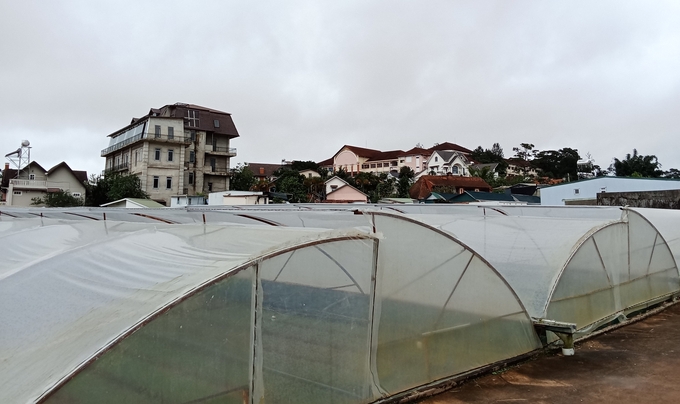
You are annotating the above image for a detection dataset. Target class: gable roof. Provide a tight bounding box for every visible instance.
[47,162,88,184]
[247,163,283,178]
[403,147,431,156]
[101,198,164,208]
[430,150,456,163]
[428,142,472,154]
[409,175,493,199]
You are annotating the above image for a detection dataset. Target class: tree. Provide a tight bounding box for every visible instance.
[290,160,319,172]
[532,148,580,181]
[85,173,149,206]
[276,170,307,203]
[32,190,84,207]
[396,166,415,198]
[663,168,680,179]
[469,165,498,188]
[611,149,663,178]
[230,164,256,191]
[512,143,536,161]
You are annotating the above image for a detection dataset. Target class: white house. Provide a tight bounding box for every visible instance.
[324,176,368,203]
[207,190,269,205]
[101,198,165,208]
[425,151,470,176]
[540,177,680,206]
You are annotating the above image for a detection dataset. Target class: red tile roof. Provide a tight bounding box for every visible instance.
[409,175,492,199]
[428,142,472,154]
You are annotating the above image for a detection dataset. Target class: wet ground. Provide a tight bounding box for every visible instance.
[418,302,680,404]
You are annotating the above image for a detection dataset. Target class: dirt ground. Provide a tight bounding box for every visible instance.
[417,302,680,404]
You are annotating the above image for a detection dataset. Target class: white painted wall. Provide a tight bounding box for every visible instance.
[540,177,680,205]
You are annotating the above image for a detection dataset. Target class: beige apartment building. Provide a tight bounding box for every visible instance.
[101,103,239,205]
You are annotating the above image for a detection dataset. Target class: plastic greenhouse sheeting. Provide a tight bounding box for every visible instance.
[399,208,680,332]
[1,211,543,404]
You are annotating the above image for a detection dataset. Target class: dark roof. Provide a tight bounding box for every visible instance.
[428,142,472,154]
[506,158,534,168]
[449,191,516,203]
[336,145,383,159]
[317,157,334,167]
[110,102,239,138]
[471,162,499,171]
[431,150,456,162]
[246,163,283,178]
[409,175,493,199]
[403,147,431,155]
[365,149,406,162]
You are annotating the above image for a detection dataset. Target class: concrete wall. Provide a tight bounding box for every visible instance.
[598,190,680,209]
[541,177,680,205]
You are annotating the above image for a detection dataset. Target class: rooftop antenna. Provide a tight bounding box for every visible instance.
[5,140,31,178]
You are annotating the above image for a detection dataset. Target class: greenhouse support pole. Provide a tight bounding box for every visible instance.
[533,319,577,356]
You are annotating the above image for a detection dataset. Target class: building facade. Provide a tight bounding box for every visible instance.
[101,103,239,205]
[2,161,87,207]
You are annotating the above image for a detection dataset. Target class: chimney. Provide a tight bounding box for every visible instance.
[4,163,8,171]
[259,167,265,175]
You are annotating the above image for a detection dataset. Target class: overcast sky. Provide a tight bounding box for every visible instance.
[1,0,679,177]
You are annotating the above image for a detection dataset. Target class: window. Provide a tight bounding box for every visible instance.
[154,148,161,161]
[72,192,81,197]
[190,130,196,141]
[166,176,172,189]
[370,164,376,168]
[134,150,138,165]
[207,182,213,192]
[168,126,174,140]
[168,149,174,162]
[186,110,199,127]
[214,119,220,128]
[210,157,216,170]
[154,125,161,138]
[362,164,369,169]
[452,166,459,174]
[189,150,195,163]
[188,172,194,185]
[434,156,438,162]
[13,191,22,195]
[574,188,580,195]
[153,176,159,189]
[29,174,35,180]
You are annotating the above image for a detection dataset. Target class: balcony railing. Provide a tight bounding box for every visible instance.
[10,179,70,189]
[101,134,192,156]
[102,162,129,175]
[206,164,231,175]
[206,146,237,156]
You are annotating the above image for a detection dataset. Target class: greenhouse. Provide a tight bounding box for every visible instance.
[1,204,678,403]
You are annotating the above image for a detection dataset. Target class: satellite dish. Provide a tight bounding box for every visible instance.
[21,140,30,147]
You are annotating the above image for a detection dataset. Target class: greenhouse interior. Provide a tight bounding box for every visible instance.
[1,204,679,403]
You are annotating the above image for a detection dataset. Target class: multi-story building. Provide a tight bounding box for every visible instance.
[101,103,239,205]
[319,142,472,177]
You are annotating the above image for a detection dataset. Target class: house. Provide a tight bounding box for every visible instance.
[540,177,680,206]
[446,191,538,205]
[101,103,239,206]
[425,150,471,176]
[247,163,284,182]
[169,195,207,207]
[324,176,368,203]
[318,142,473,177]
[101,198,165,208]
[208,190,269,205]
[409,175,493,200]
[1,161,87,207]
[506,158,539,178]
[299,169,321,179]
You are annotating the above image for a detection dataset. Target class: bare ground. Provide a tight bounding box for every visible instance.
[418,303,680,404]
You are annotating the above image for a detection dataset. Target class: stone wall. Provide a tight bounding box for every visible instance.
[597,190,680,209]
